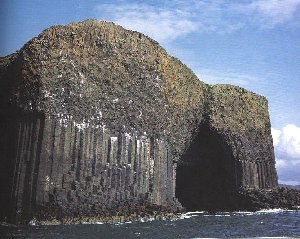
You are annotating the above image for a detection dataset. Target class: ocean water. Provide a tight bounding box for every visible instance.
[1,209,299,238]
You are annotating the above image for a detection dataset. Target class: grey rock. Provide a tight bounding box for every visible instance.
[1,20,295,224]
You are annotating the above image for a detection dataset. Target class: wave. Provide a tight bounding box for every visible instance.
[31,208,296,225]
[233,208,296,216]
[177,208,297,219]
[256,208,294,213]
[178,211,205,219]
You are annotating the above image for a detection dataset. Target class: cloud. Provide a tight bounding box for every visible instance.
[279,179,300,186]
[246,0,300,27]
[196,68,260,87]
[95,1,245,43]
[272,124,300,185]
[96,3,198,43]
[274,124,300,159]
[95,1,300,43]
[271,128,281,147]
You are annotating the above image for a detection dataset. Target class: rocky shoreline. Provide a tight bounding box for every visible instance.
[31,212,179,226]
[237,187,300,211]
[1,187,299,226]
[19,201,183,225]
[1,187,298,226]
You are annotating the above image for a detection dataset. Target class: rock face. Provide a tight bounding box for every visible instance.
[0,20,284,224]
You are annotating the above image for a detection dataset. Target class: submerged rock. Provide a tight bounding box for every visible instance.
[1,20,295,224]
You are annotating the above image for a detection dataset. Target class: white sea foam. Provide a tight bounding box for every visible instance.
[256,208,292,213]
[184,211,205,215]
[233,208,294,216]
[215,214,231,217]
[232,211,256,216]
[179,208,295,219]
[95,221,104,224]
[179,214,195,219]
[178,211,205,219]
[137,217,156,223]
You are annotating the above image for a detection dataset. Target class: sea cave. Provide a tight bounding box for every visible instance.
[176,123,239,211]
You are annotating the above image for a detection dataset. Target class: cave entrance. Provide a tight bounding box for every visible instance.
[175,124,238,211]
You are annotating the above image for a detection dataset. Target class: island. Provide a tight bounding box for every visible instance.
[0,20,299,224]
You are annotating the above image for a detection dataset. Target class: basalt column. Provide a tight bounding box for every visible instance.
[3,114,177,223]
[175,85,278,211]
[207,85,278,190]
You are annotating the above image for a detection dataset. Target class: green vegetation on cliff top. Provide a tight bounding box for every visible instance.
[0,19,272,160]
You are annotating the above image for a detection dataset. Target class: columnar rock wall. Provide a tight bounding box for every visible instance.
[207,85,278,189]
[175,85,278,211]
[0,20,279,223]
[5,115,176,223]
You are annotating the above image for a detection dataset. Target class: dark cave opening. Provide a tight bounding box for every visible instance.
[176,124,238,211]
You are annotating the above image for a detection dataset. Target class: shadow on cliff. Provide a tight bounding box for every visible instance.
[175,123,240,212]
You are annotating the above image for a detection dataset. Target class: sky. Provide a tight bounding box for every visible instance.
[1,0,300,185]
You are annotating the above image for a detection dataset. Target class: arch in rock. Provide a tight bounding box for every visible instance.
[175,123,239,211]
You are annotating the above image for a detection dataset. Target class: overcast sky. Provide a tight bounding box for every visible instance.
[1,0,300,185]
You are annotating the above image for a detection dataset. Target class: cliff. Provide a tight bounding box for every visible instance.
[0,20,295,224]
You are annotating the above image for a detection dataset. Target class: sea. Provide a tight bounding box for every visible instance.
[1,209,299,238]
